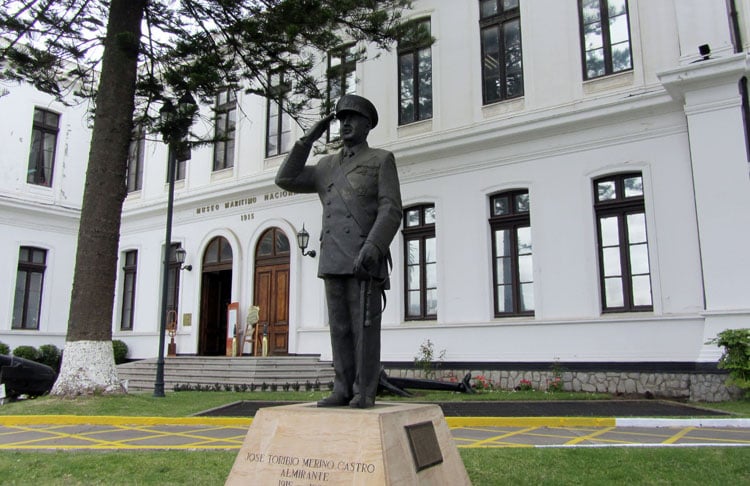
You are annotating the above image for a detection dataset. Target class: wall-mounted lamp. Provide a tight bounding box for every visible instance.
[698,44,711,61]
[296,225,317,258]
[174,247,193,271]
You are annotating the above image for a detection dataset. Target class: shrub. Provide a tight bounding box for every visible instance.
[37,344,61,371]
[711,328,750,397]
[516,378,534,391]
[414,338,446,380]
[472,374,494,392]
[0,341,9,355]
[112,340,128,364]
[12,345,39,361]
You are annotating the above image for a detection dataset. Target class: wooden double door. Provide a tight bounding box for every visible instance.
[252,228,290,356]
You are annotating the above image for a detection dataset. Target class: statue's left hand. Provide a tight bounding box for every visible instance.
[354,242,381,279]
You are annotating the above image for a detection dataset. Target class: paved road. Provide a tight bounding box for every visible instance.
[1,402,749,450]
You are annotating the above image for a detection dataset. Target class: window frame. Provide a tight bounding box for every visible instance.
[489,189,534,317]
[120,250,138,331]
[212,88,237,171]
[402,204,437,321]
[12,246,47,330]
[398,17,433,125]
[594,172,653,313]
[265,72,293,158]
[326,44,358,142]
[578,0,633,80]
[27,107,60,187]
[479,0,524,105]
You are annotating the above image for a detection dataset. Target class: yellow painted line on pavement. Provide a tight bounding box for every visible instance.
[564,426,616,445]
[461,426,541,448]
[663,427,694,444]
[0,415,253,427]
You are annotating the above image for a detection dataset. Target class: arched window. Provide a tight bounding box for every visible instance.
[13,246,47,329]
[594,172,652,312]
[203,236,233,270]
[255,227,290,264]
[403,204,437,320]
[489,189,534,317]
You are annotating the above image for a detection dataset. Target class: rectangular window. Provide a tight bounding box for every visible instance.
[398,18,433,125]
[126,128,145,192]
[480,0,523,105]
[12,247,47,330]
[27,108,60,186]
[266,73,293,157]
[213,88,236,171]
[489,190,534,316]
[327,44,358,141]
[121,250,138,331]
[579,0,633,80]
[594,173,652,312]
[403,205,437,320]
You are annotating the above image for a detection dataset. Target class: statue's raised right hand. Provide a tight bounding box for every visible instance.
[302,112,336,144]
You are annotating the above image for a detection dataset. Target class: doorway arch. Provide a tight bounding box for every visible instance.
[198,236,233,356]
[253,227,290,356]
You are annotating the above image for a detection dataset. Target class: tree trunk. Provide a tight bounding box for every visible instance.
[52,0,146,397]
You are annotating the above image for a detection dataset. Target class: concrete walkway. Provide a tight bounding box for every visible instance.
[1,413,749,450]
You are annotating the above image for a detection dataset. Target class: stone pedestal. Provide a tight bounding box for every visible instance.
[225,402,471,485]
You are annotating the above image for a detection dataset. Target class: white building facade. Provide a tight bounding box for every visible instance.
[3,0,750,397]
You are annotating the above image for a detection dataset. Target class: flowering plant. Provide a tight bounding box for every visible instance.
[516,378,533,391]
[472,375,494,392]
[547,376,563,392]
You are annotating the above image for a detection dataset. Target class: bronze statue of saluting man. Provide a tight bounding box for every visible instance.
[275,95,402,408]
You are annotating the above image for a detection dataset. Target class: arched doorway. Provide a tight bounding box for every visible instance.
[199,236,233,356]
[253,227,290,356]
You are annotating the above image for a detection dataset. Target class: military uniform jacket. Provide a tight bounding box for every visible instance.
[275,141,402,282]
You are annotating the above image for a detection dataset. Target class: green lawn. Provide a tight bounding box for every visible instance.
[0,448,748,485]
[0,389,746,417]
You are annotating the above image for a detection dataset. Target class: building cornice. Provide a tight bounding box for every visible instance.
[658,52,750,103]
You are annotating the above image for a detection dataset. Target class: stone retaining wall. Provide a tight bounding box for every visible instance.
[383,367,742,402]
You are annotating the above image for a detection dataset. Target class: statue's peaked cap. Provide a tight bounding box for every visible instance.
[335,94,378,128]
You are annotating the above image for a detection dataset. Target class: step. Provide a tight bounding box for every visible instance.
[117,356,335,392]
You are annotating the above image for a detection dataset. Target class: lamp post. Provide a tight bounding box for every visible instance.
[154,92,197,398]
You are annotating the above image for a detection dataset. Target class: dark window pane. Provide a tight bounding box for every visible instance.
[493,195,509,216]
[597,180,616,201]
[399,54,415,123]
[275,232,290,254]
[515,192,529,213]
[418,48,433,119]
[480,0,497,18]
[481,26,502,103]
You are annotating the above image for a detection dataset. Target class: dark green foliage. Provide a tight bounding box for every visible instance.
[37,344,62,372]
[12,345,39,362]
[1,0,417,129]
[112,340,129,364]
[0,341,9,355]
[712,328,750,396]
